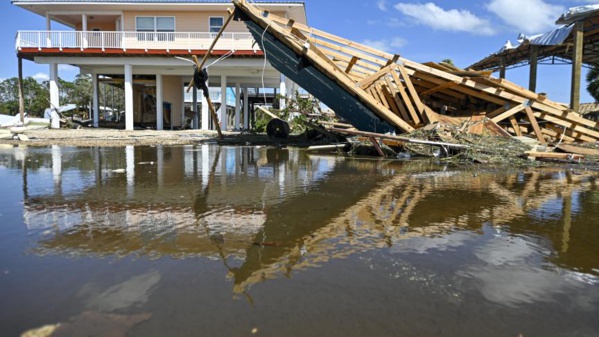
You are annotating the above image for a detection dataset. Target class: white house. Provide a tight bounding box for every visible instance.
[13,0,306,130]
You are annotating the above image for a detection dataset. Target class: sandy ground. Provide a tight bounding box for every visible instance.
[0,127,315,147]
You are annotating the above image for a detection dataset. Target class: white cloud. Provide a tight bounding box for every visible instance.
[487,0,564,34]
[32,73,49,82]
[367,17,405,28]
[377,0,388,11]
[394,2,495,35]
[58,64,78,73]
[362,37,407,52]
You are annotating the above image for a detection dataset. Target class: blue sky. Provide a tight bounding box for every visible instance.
[1,0,597,103]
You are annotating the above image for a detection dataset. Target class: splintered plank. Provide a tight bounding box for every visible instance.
[419,81,459,97]
[544,123,596,143]
[382,86,402,118]
[307,36,388,67]
[541,128,576,143]
[524,106,547,145]
[389,68,420,124]
[525,151,584,161]
[509,116,522,137]
[422,106,439,124]
[396,64,427,121]
[490,103,526,123]
[534,111,599,140]
[290,27,353,81]
[266,14,395,60]
[557,144,599,156]
[375,82,391,109]
[384,77,411,121]
[345,56,359,73]
[357,65,394,89]
[486,105,508,118]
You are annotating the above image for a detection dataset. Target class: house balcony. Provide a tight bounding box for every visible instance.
[16,30,262,57]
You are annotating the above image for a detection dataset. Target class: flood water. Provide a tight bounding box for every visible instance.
[0,145,598,336]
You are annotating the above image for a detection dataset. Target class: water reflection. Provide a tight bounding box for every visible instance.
[1,145,599,301]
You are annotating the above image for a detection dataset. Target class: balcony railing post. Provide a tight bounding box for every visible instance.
[188,32,191,52]
[102,31,105,51]
[38,31,42,51]
[59,32,62,51]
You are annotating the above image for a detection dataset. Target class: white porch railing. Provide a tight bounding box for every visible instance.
[16,31,258,52]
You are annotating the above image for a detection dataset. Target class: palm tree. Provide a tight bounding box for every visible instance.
[586,66,599,102]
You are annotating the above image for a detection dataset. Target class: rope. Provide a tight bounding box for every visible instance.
[551,125,568,152]
[205,49,235,69]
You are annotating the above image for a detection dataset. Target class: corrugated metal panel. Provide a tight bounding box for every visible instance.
[529,25,573,46]
[557,5,599,25]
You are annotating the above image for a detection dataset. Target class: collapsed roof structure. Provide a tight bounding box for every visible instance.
[231,0,599,144]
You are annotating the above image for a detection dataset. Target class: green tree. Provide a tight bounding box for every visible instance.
[71,74,93,114]
[586,66,599,102]
[0,77,49,116]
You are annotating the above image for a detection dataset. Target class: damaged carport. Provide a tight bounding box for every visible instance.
[228,0,599,160]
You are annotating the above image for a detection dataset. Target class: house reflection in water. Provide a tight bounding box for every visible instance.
[3,145,598,295]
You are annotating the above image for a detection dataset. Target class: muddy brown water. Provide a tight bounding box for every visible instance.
[0,145,598,336]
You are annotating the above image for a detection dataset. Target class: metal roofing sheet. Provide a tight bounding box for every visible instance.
[557,5,599,25]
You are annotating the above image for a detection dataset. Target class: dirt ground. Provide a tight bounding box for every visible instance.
[0,128,316,147]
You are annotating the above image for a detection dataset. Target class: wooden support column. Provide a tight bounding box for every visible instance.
[499,56,506,79]
[18,56,25,124]
[571,21,584,112]
[529,46,538,92]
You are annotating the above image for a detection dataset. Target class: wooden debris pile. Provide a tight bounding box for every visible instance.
[233,0,599,146]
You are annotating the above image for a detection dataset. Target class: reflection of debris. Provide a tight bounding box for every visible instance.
[85,270,161,312]
[21,311,151,337]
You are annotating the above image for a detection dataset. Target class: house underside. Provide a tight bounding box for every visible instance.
[13,0,306,131]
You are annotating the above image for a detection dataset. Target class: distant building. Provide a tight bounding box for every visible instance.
[579,102,599,121]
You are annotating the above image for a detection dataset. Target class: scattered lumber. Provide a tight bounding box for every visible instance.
[525,151,584,161]
[556,144,599,157]
[326,127,470,150]
[233,0,599,146]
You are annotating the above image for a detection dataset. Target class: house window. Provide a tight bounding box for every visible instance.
[209,17,224,33]
[136,16,175,41]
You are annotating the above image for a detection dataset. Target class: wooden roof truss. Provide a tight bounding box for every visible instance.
[233,0,599,143]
